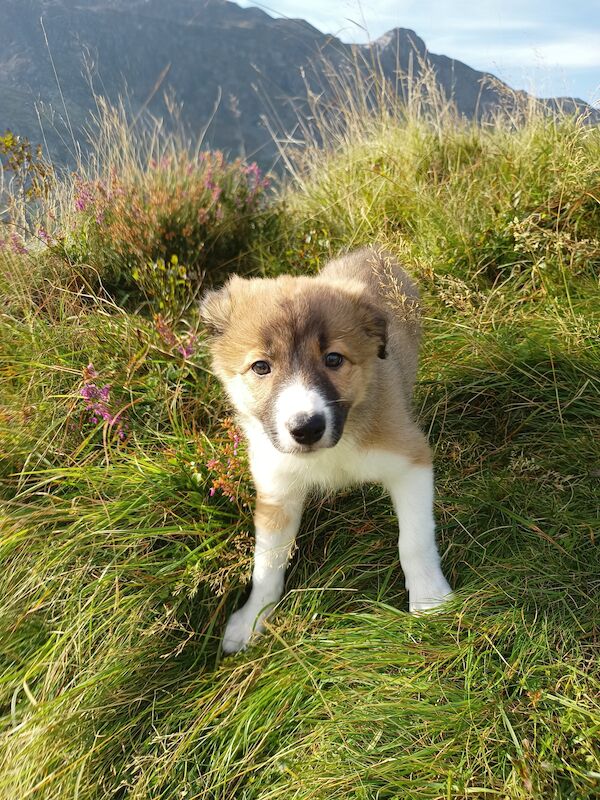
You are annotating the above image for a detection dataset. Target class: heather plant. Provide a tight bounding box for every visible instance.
[0,230,28,255]
[79,362,129,441]
[200,416,250,508]
[62,150,271,308]
[154,311,198,358]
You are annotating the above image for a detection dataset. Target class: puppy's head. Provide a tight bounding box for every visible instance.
[201,275,386,453]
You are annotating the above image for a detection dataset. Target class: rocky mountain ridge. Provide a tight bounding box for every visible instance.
[0,0,595,168]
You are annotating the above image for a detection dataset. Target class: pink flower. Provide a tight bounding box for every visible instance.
[80,377,128,439]
[177,335,197,358]
[74,178,95,213]
[10,233,27,255]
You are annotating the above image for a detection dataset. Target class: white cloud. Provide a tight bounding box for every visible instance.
[431,33,600,69]
[520,37,600,68]
[433,19,538,32]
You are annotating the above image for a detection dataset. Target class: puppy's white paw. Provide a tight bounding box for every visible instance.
[222,606,264,654]
[408,572,453,613]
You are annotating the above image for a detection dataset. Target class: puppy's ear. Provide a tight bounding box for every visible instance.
[363,304,388,359]
[200,284,232,336]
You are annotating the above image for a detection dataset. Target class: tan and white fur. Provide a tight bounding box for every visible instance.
[201,246,452,653]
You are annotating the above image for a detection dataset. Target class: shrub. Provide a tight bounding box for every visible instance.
[60,150,272,306]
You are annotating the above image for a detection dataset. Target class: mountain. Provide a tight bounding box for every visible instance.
[0,0,596,169]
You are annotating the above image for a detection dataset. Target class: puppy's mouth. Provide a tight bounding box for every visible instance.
[277,434,341,455]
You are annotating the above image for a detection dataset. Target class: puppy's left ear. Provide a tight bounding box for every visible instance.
[364,304,388,359]
[200,284,232,336]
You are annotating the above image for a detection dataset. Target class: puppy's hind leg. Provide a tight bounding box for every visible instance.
[222,492,304,653]
[386,461,452,612]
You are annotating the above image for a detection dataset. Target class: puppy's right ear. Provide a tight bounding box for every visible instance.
[200,284,232,336]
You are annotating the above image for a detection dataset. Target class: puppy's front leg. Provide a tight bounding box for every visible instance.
[222,493,304,653]
[387,462,452,612]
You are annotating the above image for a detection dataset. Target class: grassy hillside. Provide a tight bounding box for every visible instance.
[0,92,599,799]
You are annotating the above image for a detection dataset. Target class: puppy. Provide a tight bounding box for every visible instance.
[201,246,452,652]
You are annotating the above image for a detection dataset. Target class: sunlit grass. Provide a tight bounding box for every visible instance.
[0,73,599,798]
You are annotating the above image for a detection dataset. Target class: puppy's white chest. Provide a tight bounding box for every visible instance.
[248,427,409,496]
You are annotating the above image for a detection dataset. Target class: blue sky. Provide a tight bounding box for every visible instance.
[238,1,600,104]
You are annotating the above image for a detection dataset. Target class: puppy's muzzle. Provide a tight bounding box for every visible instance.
[287,412,326,446]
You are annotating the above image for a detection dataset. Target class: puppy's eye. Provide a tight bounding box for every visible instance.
[324,352,344,369]
[251,360,271,375]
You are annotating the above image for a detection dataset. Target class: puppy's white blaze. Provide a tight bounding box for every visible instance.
[275,380,332,449]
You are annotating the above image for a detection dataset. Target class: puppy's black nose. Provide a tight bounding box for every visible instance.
[288,413,326,445]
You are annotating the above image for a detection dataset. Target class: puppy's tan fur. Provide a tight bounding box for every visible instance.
[202,246,452,652]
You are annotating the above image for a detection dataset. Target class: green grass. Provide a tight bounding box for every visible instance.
[0,88,599,799]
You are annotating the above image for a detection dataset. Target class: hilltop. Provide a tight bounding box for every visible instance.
[1,0,596,167]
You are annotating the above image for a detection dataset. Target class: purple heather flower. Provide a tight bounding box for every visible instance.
[177,335,197,358]
[80,380,128,439]
[243,162,261,181]
[10,234,27,255]
[80,382,113,421]
[74,179,95,213]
